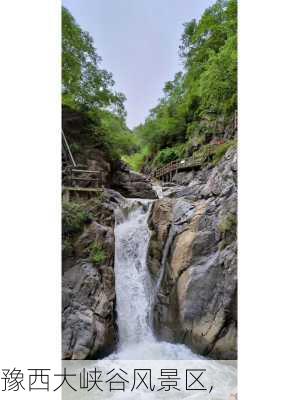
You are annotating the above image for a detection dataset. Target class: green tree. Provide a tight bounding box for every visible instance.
[130,0,237,170]
[62,6,126,117]
[62,7,136,160]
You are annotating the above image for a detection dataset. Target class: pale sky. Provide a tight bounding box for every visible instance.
[62,0,214,128]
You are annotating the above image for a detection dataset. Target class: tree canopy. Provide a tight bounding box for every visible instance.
[127,0,237,170]
[62,7,126,117]
[62,7,135,159]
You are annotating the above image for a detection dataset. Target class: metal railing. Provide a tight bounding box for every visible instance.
[62,130,103,188]
[62,129,76,167]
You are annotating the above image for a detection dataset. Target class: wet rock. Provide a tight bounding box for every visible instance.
[149,148,237,359]
[147,199,175,278]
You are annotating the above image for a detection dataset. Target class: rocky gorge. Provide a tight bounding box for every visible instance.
[62,115,237,360]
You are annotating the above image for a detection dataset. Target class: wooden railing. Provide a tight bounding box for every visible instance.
[63,166,103,188]
[151,155,202,180]
[151,139,236,181]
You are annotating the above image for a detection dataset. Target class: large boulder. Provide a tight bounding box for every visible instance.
[111,161,158,199]
[62,261,116,359]
[149,148,237,359]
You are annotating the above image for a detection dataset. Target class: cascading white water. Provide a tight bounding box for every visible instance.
[111,198,199,360]
[114,199,155,346]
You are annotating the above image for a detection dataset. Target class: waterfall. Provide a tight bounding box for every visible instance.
[114,199,155,346]
[111,198,199,360]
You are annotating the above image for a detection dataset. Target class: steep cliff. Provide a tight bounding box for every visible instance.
[148,147,237,359]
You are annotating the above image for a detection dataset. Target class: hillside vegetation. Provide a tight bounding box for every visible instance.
[124,0,237,171]
[62,7,137,160]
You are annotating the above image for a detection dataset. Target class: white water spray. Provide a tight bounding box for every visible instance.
[114,199,154,346]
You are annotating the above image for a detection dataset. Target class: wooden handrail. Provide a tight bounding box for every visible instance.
[151,141,230,179]
[71,169,102,175]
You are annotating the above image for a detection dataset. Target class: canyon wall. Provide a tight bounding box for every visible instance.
[148,147,237,359]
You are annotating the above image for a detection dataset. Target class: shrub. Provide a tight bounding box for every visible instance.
[90,242,106,266]
[62,202,90,237]
[152,144,187,167]
[62,238,74,258]
[192,140,236,168]
[219,212,237,247]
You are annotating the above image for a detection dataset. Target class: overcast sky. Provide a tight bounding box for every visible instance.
[62,0,214,128]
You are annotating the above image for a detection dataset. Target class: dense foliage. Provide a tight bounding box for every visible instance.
[62,7,136,159]
[62,1,237,168]
[128,0,237,170]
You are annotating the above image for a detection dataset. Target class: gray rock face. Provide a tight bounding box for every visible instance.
[62,189,125,359]
[148,147,237,359]
[112,162,158,199]
[62,261,116,359]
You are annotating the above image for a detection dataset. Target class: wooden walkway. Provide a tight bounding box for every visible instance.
[151,155,202,182]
